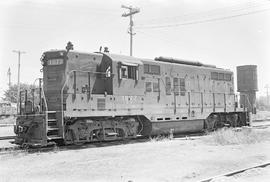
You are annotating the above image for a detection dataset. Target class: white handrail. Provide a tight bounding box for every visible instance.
[60,74,70,138]
[41,83,48,112]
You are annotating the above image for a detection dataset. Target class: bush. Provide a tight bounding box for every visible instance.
[206,127,270,145]
[150,134,173,142]
[150,129,174,142]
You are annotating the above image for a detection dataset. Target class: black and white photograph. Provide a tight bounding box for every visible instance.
[0,0,270,181]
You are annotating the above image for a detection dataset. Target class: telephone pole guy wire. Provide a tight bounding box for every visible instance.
[13,50,26,114]
[121,5,140,56]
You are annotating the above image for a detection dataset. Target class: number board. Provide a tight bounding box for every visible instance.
[47,59,63,65]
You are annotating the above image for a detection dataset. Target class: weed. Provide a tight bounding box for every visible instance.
[150,135,172,142]
[205,127,270,145]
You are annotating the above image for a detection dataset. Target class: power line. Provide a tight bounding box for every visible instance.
[137,0,270,26]
[136,7,270,29]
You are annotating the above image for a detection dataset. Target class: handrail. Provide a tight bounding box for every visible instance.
[67,69,115,75]
[60,73,70,138]
[41,85,48,112]
[16,79,47,115]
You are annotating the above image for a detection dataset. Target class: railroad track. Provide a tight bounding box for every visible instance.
[253,118,270,122]
[0,132,204,155]
[0,137,152,155]
[0,136,15,140]
[199,162,270,182]
[0,121,269,155]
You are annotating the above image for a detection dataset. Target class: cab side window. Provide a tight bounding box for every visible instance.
[120,65,128,79]
[119,64,138,80]
[144,64,160,75]
[128,66,137,79]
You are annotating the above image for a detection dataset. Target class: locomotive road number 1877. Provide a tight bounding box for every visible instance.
[47,59,63,65]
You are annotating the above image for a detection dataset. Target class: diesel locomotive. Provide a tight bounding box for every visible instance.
[14,45,250,147]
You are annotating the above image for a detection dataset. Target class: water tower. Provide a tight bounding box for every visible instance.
[237,65,258,113]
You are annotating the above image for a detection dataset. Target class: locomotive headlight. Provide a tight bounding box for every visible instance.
[18,126,24,133]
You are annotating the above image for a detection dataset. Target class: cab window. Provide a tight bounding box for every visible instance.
[119,64,138,80]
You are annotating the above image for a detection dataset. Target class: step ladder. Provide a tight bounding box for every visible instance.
[46,111,62,140]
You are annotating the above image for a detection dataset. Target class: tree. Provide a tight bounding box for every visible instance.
[256,96,270,111]
[2,83,37,103]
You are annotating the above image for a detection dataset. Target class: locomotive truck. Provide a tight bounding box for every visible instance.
[14,46,250,147]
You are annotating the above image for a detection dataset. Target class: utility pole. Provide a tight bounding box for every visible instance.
[265,84,270,105]
[7,67,11,88]
[121,5,140,56]
[13,50,26,114]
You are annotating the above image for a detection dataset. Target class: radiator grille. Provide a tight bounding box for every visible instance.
[97,98,106,111]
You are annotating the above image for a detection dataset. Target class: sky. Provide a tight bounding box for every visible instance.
[0,0,270,98]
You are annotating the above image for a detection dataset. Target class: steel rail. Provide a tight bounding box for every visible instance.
[199,162,270,182]
[0,136,15,140]
[0,132,203,155]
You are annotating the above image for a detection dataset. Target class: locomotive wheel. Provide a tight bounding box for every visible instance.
[227,114,238,127]
[21,143,30,149]
[95,129,104,141]
[64,129,84,145]
[205,117,217,131]
[64,129,74,145]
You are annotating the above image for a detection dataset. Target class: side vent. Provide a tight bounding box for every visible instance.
[97,98,106,111]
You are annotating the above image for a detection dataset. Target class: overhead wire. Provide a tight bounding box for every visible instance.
[134,1,270,63]
[136,0,270,29]
[137,0,269,25]
[136,8,270,29]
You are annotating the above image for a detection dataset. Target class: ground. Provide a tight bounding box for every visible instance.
[0,115,270,182]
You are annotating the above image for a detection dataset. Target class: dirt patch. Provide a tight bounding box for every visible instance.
[1,127,270,182]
